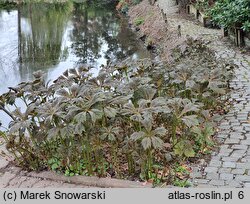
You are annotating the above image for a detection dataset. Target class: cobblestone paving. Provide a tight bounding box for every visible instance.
[158,0,250,187]
[192,46,250,188]
[157,0,221,41]
[1,1,250,188]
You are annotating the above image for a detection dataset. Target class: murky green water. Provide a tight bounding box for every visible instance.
[0,1,150,94]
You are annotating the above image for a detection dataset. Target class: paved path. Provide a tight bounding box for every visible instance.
[158,0,250,187]
[1,0,250,188]
[193,44,250,188]
[157,0,221,40]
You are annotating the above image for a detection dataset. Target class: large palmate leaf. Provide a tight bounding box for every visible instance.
[130,131,145,141]
[9,120,31,135]
[153,127,167,136]
[182,115,199,128]
[180,103,200,117]
[121,102,144,121]
[141,137,151,150]
[100,126,120,141]
[60,124,74,137]
[104,107,117,118]
[151,136,164,149]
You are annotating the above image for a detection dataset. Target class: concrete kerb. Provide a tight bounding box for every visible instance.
[27,171,153,188]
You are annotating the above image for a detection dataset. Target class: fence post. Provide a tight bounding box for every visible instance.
[235,28,244,47]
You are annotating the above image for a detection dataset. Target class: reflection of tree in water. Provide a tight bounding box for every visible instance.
[70,2,139,65]
[71,3,102,64]
[19,2,73,71]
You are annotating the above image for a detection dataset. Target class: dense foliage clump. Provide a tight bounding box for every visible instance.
[0,39,234,185]
[209,0,250,31]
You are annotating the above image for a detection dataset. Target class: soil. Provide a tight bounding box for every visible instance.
[127,1,186,61]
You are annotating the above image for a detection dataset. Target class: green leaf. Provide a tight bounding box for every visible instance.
[182,115,199,128]
[108,133,116,141]
[174,141,184,156]
[151,136,164,149]
[109,94,133,105]
[60,125,74,137]
[180,103,200,116]
[184,146,195,158]
[141,137,151,150]
[142,87,156,100]
[74,112,87,123]
[185,80,195,89]
[208,82,226,94]
[47,127,60,139]
[153,127,167,136]
[51,163,59,170]
[88,109,103,123]
[204,124,215,137]
[57,89,69,97]
[74,123,85,135]
[104,107,117,118]
[151,97,167,107]
[130,132,145,141]
[174,140,195,158]
[141,118,152,132]
[192,126,202,136]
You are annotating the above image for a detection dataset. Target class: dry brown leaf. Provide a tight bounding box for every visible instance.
[163,143,171,149]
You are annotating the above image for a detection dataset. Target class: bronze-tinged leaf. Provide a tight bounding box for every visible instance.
[141,137,151,150]
[109,94,132,105]
[104,107,117,118]
[151,136,164,149]
[141,118,152,132]
[180,103,200,116]
[74,123,85,135]
[182,115,199,128]
[153,127,167,136]
[142,87,156,101]
[130,131,145,141]
[57,89,69,97]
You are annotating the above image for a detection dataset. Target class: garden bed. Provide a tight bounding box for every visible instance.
[0,36,235,187]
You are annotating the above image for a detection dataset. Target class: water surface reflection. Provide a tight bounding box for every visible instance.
[0,1,150,127]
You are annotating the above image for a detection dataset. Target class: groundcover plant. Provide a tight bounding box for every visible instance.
[0,38,235,185]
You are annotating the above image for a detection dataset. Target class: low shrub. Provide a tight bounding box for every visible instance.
[209,0,250,31]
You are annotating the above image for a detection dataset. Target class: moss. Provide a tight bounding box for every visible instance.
[134,17,144,26]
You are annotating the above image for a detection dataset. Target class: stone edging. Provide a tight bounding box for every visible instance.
[26,171,153,188]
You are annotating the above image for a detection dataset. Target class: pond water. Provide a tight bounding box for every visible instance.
[0,1,150,128]
[0,2,150,94]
